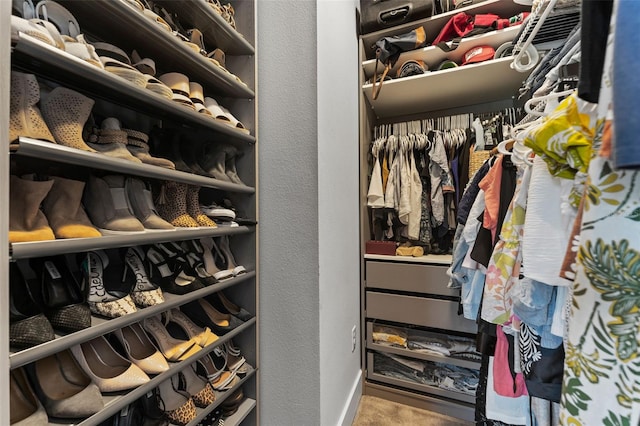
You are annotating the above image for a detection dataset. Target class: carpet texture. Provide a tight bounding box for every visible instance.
[351,395,473,426]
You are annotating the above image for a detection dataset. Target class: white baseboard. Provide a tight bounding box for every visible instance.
[338,370,363,426]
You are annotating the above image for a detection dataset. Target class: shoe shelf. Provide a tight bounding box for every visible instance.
[57,0,254,99]
[11,37,255,145]
[186,369,257,426]
[46,320,256,426]
[154,0,254,56]
[13,138,255,194]
[366,323,479,370]
[367,352,476,405]
[222,398,257,426]
[10,271,256,369]
[360,0,530,60]
[362,56,532,119]
[9,225,253,260]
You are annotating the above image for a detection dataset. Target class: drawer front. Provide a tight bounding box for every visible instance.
[366,292,477,334]
[366,261,457,296]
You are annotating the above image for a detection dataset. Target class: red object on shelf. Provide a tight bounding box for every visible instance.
[365,240,397,256]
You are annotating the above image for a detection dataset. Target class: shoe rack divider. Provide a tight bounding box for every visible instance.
[6,0,259,424]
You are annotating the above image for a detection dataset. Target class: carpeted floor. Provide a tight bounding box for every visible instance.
[351,395,473,426]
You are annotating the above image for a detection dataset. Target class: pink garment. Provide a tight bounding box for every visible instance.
[493,325,528,397]
[479,155,504,242]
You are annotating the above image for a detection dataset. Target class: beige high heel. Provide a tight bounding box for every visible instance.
[163,308,219,348]
[113,323,169,375]
[70,335,149,392]
[142,316,201,362]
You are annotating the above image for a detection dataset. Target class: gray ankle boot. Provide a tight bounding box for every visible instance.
[224,147,246,186]
[83,175,145,233]
[125,178,174,230]
[200,146,230,181]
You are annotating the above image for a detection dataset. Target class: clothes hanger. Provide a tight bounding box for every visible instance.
[524,88,575,116]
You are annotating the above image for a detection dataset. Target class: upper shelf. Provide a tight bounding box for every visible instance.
[12,36,255,145]
[13,138,255,195]
[154,0,255,56]
[362,56,532,118]
[56,0,254,99]
[360,0,532,60]
[362,26,522,79]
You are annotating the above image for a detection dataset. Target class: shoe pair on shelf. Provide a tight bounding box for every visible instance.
[200,197,257,226]
[9,72,174,165]
[81,247,164,318]
[9,174,101,243]
[84,174,176,234]
[149,127,249,185]
[155,181,217,228]
[14,350,105,422]
[180,296,245,337]
[10,255,90,350]
[200,236,248,280]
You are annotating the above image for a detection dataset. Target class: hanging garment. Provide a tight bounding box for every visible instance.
[612,0,640,169]
[429,132,455,226]
[384,150,400,211]
[471,155,517,267]
[367,154,385,208]
[485,356,529,425]
[481,163,532,325]
[523,93,594,180]
[579,0,614,103]
[561,7,640,425]
[457,159,491,225]
[407,150,423,240]
[522,157,572,287]
[398,147,412,225]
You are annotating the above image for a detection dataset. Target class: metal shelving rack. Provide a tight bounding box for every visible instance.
[5,0,259,424]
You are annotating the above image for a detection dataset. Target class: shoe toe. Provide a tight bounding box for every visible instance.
[135,351,170,375]
[47,382,104,418]
[104,217,145,232]
[142,214,175,230]
[97,364,150,393]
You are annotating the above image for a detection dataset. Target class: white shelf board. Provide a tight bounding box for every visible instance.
[362,56,530,118]
[364,253,452,265]
[362,26,522,79]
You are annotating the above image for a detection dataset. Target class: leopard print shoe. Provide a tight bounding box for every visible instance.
[156,181,199,228]
[187,185,217,228]
[158,376,197,426]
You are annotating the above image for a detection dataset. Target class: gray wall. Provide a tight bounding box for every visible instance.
[317,0,362,425]
[258,0,362,424]
[257,0,321,424]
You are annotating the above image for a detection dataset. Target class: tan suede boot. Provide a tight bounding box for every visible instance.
[9,175,55,243]
[40,87,97,152]
[41,176,102,239]
[186,185,217,227]
[9,71,55,145]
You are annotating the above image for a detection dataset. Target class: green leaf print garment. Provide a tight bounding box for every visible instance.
[562,6,640,424]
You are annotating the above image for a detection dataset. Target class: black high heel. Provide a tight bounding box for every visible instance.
[145,243,204,295]
[10,262,55,349]
[29,254,91,332]
[180,239,218,286]
[180,298,243,336]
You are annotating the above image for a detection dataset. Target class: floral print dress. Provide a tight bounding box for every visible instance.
[561,5,640,424]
